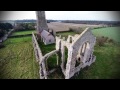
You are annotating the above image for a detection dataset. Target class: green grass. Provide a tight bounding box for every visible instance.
[37,31,75,79]
[38,40,120,79]
[75,43,120,79]
[38,41,55,55]
[0,36,39,79]
[0,29,120,79]
[56,31,76,39]
[92,27,120,42]
[38,30,120,79]
[12,30,36,36]
[38,41,66,79]
[38,31,76,55]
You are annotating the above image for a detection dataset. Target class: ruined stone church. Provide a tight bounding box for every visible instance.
[56,28,96,79]
[33,11,96,79]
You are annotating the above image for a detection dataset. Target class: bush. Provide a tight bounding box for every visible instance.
[96,36,108,46]
[36,33,41,41]
[108,39,114,43]
[93,27,103,29]
[69,28,74,32]
[0,23,13,37]
[0,29,5,38]
[69,27,86,34]
[0,43,5,49]
[14,23,36,31]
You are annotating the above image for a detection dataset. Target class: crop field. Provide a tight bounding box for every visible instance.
[48,22,103,32]
[92,27,120,42]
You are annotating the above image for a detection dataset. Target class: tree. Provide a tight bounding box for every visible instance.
[0,29,5,37]
[14,23,35,31]
[0,23,13,37]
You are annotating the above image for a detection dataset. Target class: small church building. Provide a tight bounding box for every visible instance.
[40,30,55,45]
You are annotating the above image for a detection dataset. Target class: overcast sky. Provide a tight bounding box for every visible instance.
[0,11,120,21]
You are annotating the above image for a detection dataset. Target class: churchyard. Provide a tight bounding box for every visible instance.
[0,26,120,79]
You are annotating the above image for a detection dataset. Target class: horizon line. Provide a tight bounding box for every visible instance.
[1,19,120,22]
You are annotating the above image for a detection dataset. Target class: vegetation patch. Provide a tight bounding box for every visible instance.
[0,36,39,79]
[0,27,120,79]
[92,27,120,42]
[12,30,36,36]
[38,31,120,79]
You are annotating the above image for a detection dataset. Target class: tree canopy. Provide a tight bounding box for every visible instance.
[0,23,13,38]
[14,23,36,31]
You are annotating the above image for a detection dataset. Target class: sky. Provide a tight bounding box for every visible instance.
[0,11,120,21]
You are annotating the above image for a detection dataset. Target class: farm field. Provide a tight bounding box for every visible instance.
[48,22,103,32]
[92,27,120,42]
[49,22,120,43]
[0,26,120,79]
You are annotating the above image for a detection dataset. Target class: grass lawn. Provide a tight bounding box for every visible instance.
[12,30,36,36]
[38,40,120,79]
[0,36,39,79]
[38,30,120,79]
[56,31,76,38]
[92,27,120,42]
[0,28,120,79]
[76,43,120,79]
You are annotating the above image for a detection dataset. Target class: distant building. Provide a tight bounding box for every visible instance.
[40,30,55,45]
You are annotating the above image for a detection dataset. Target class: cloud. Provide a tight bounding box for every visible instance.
[0,11,120,21]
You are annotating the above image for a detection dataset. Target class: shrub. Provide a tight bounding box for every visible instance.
[0,29,5,38]
[0,23,13,37]
[108,39,114,43]
[14,23,36,31]
[96,36,108,46]
[94,27,103,29]
[69,28,74,32]
[69,27,86,34]
[0,43,5,49]
[36,33,41,41]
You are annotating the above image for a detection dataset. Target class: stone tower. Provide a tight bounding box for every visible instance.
[36,11,48,33]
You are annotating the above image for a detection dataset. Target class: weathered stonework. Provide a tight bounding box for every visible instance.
[32,27,96,79]
[55,28,96,79]
[36,11,48,32]
[36,11,55,45]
